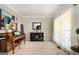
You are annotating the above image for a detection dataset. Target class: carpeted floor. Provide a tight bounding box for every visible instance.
[7,41,67,55]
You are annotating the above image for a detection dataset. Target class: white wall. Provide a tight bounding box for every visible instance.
[22,16,53,41]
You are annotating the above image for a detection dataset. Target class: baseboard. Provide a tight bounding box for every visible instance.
[62,48,71,55]
[52,41,72,55]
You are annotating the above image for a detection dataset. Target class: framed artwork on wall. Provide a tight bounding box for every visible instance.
[0,9,17,31]
[32,22,41,30]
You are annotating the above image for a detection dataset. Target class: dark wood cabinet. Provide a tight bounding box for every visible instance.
[30,32,44,41]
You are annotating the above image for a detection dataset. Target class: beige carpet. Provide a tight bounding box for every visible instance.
[8,41,67,55]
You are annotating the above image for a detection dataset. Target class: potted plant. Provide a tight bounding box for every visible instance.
[71,28,79,53]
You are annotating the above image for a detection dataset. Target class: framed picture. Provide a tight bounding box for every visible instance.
[32,22,41,30]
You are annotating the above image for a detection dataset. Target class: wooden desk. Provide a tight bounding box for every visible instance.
[12,35,25,54]
[0,33,26,54]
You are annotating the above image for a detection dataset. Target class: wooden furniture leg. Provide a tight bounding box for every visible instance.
[19,41,21,50]
[12,41,15,54]
[24,36,26,44]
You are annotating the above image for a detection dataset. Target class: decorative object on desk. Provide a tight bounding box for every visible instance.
[9,18,16,31]
[7,29,13,33]
[5,18,17,33]
[13,31,21,36]
[32,22,41,31]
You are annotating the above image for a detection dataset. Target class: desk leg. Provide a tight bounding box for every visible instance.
[24,36,26,44]
[12,42,15,54]
[19,44,20,50]
[24,39,25,44]
[19,41,21,50]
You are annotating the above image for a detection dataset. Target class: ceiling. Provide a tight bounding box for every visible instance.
[6,4,60,16]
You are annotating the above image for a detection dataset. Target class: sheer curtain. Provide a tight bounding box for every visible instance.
[53,8,72,51]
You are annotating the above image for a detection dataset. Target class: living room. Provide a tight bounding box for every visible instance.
[0,4,79,55]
